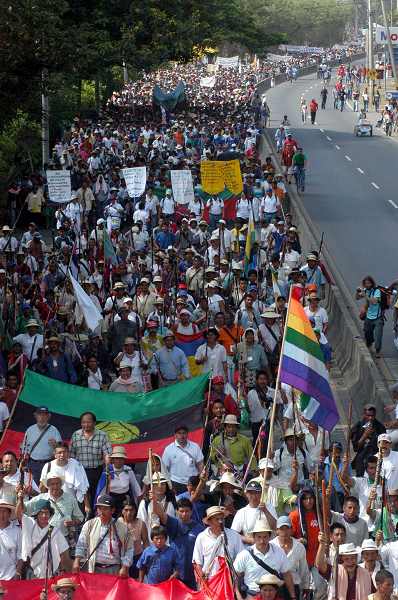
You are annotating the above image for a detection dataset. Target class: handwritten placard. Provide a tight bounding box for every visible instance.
[47,171,71,204]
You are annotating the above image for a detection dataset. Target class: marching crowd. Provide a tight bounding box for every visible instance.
[2,45,397,600]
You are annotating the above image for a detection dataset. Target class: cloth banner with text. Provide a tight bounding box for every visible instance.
[47,171,72,204]
[216,56,239,67]
[170,171,195,205]
[123,167,147,198]
[200,76,216,87]
[201,160,243,195]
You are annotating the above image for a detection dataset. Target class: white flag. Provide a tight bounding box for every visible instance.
[69,276,102,332]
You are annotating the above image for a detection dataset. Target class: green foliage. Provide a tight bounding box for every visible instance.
[0,114,41,184]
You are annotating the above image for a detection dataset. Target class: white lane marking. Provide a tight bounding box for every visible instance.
[357,168,364,173]
[319,128,324,132]
[372,182,380,189]
[388,199,398,208]
[345,156,351,161]
[335,145,340,149]
[305,90,308,92]
[310,86,313,89]
[326,136,331,141]
[346,101,354,110]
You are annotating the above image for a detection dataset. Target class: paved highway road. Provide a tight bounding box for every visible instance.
[264,66,398,372]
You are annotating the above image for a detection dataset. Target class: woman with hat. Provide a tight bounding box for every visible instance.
[250,575,284,600]
[109,360,144,393]
[137,474,177,533]
[234,520,295,600]
[195,327,228,380]
[0,498,23,581]
[192,505,243,582]
[16,493,69,579]
[95,446,142,516]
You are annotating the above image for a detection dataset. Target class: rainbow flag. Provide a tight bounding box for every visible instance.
[244,207,255,276]
[174,329,205,378]
[279,292,339,431]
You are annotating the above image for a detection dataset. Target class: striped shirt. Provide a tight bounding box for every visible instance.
[69,429,112,469]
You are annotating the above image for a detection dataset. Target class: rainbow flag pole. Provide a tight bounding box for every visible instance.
[244,207,255,276]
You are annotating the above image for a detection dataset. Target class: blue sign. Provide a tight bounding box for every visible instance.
[388,47,398,65]
[385,91,398,99]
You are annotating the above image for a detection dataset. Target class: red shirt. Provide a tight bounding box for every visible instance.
[290,508,319,566]
[310,101,318,112]
[205,391,240,419]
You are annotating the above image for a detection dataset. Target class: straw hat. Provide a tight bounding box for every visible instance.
[213,472,242,492]
[48,336,62,344]
[261,307,280,319]
[248,520,277,538]
[279,428,300,441]
[110,446,127,459]
[202,506,230,525]
[254,575,283,587]
[51,578,79,592]
[223,414,242,427]
[0,499,16,521]
[339,543,361,556]
[26,319,39,328]
[42,471,66,488]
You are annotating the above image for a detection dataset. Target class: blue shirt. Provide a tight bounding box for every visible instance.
[155,231,177,249]
[164,515,204,580]
[37,351,77,384]
[177,493,209,533]
[23,424,62,460]
[319,342,332,364]
[365,288,381,319]
[136,543,183,584]
[153,346,191,380]
[300,265,325,297]
[324,456,351,494]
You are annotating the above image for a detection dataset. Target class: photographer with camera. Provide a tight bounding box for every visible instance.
[355,275,384,358]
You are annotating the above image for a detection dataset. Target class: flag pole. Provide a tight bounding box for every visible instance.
[261,285,292,498]
[0,367,27,447]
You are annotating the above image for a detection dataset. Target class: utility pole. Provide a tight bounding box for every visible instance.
[42,70,50,166]
[367,0,375,94]
[381,0,398,87]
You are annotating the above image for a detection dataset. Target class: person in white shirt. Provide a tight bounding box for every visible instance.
[137,474,176,533]
[376,433,398,490]
[0,402,9,433]
[247,370,287,442]
[14,319,44,361]
[193,506,244,581]
[162,425,204,495]
[304,293,329,344]
[281,241,301,270]
[0,500,23,580]
[231,480,277,547]
[206,194,225,232]
[233,520,295,599]
[213,221,236,251]
[195,327,228,380]
[273,516,310,596]
[96,446,142,515]
[133,202,150,232]
[260,189,281,222]
[130,226,147,251]
[260,218,276,248]
[105,197,124,232]
[2,451,40,503]
[64,195,83,234]
[160,189,176,219]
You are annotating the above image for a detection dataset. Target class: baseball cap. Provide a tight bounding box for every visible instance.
[95,494,115,508]
[276,516,292,528]
[328,441,343,451]
[378,433,392,443]
[389,383,398,393]
[174,424,188,433]
[245,480,262,492]
[258,458,274,470]
[309,462,325,474]
[213,375,225,385]
[35,406,50,414]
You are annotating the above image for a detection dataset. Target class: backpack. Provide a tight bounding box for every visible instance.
[377,286,391,312]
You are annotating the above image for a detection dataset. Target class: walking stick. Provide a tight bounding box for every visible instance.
[149,447,154,524]
[315,463,323,532]
[201,368,214,451]
[328,443,337,491]
[322,479,330,558]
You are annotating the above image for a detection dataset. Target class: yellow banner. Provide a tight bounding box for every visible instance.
[201,162,224,194]
[222,159,243,195]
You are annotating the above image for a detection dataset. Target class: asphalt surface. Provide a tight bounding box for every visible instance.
[264,65,398,369]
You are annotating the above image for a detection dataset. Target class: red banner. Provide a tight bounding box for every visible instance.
[1,565,234,600]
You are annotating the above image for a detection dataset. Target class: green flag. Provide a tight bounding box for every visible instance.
[102,228,117,264]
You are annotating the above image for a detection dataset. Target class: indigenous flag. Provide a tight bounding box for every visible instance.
[244,207,255,276]
[0,370,209,461]
[270,265,282,303]
[174,329,205,378]
[279,292,339,431]
[1,565,234,600]
[101,227,117,264]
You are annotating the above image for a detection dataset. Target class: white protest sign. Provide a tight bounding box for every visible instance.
[171,171,195,205]
[216,56,239,67]
[122,167,147,198]
[47,171,71,204]
[200,76,216,87]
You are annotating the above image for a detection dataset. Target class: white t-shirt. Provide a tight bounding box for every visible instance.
[162,440,204,484]
[195,343,227,378]
[0,521,21,579]
[0,402,10,432]
[231,504,277,547]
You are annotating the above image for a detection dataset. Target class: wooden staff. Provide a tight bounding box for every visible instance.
[328,443,337,491]
[149,447,154,522]
[321,428,326,457]
[261,285,292,499]
[370,445,383,509]
[345,403,352,457]
[322,479,330,558]
[201,368,214,451]
[292,392,297,459]
[0,367,27,446]
[315,463,323,533]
